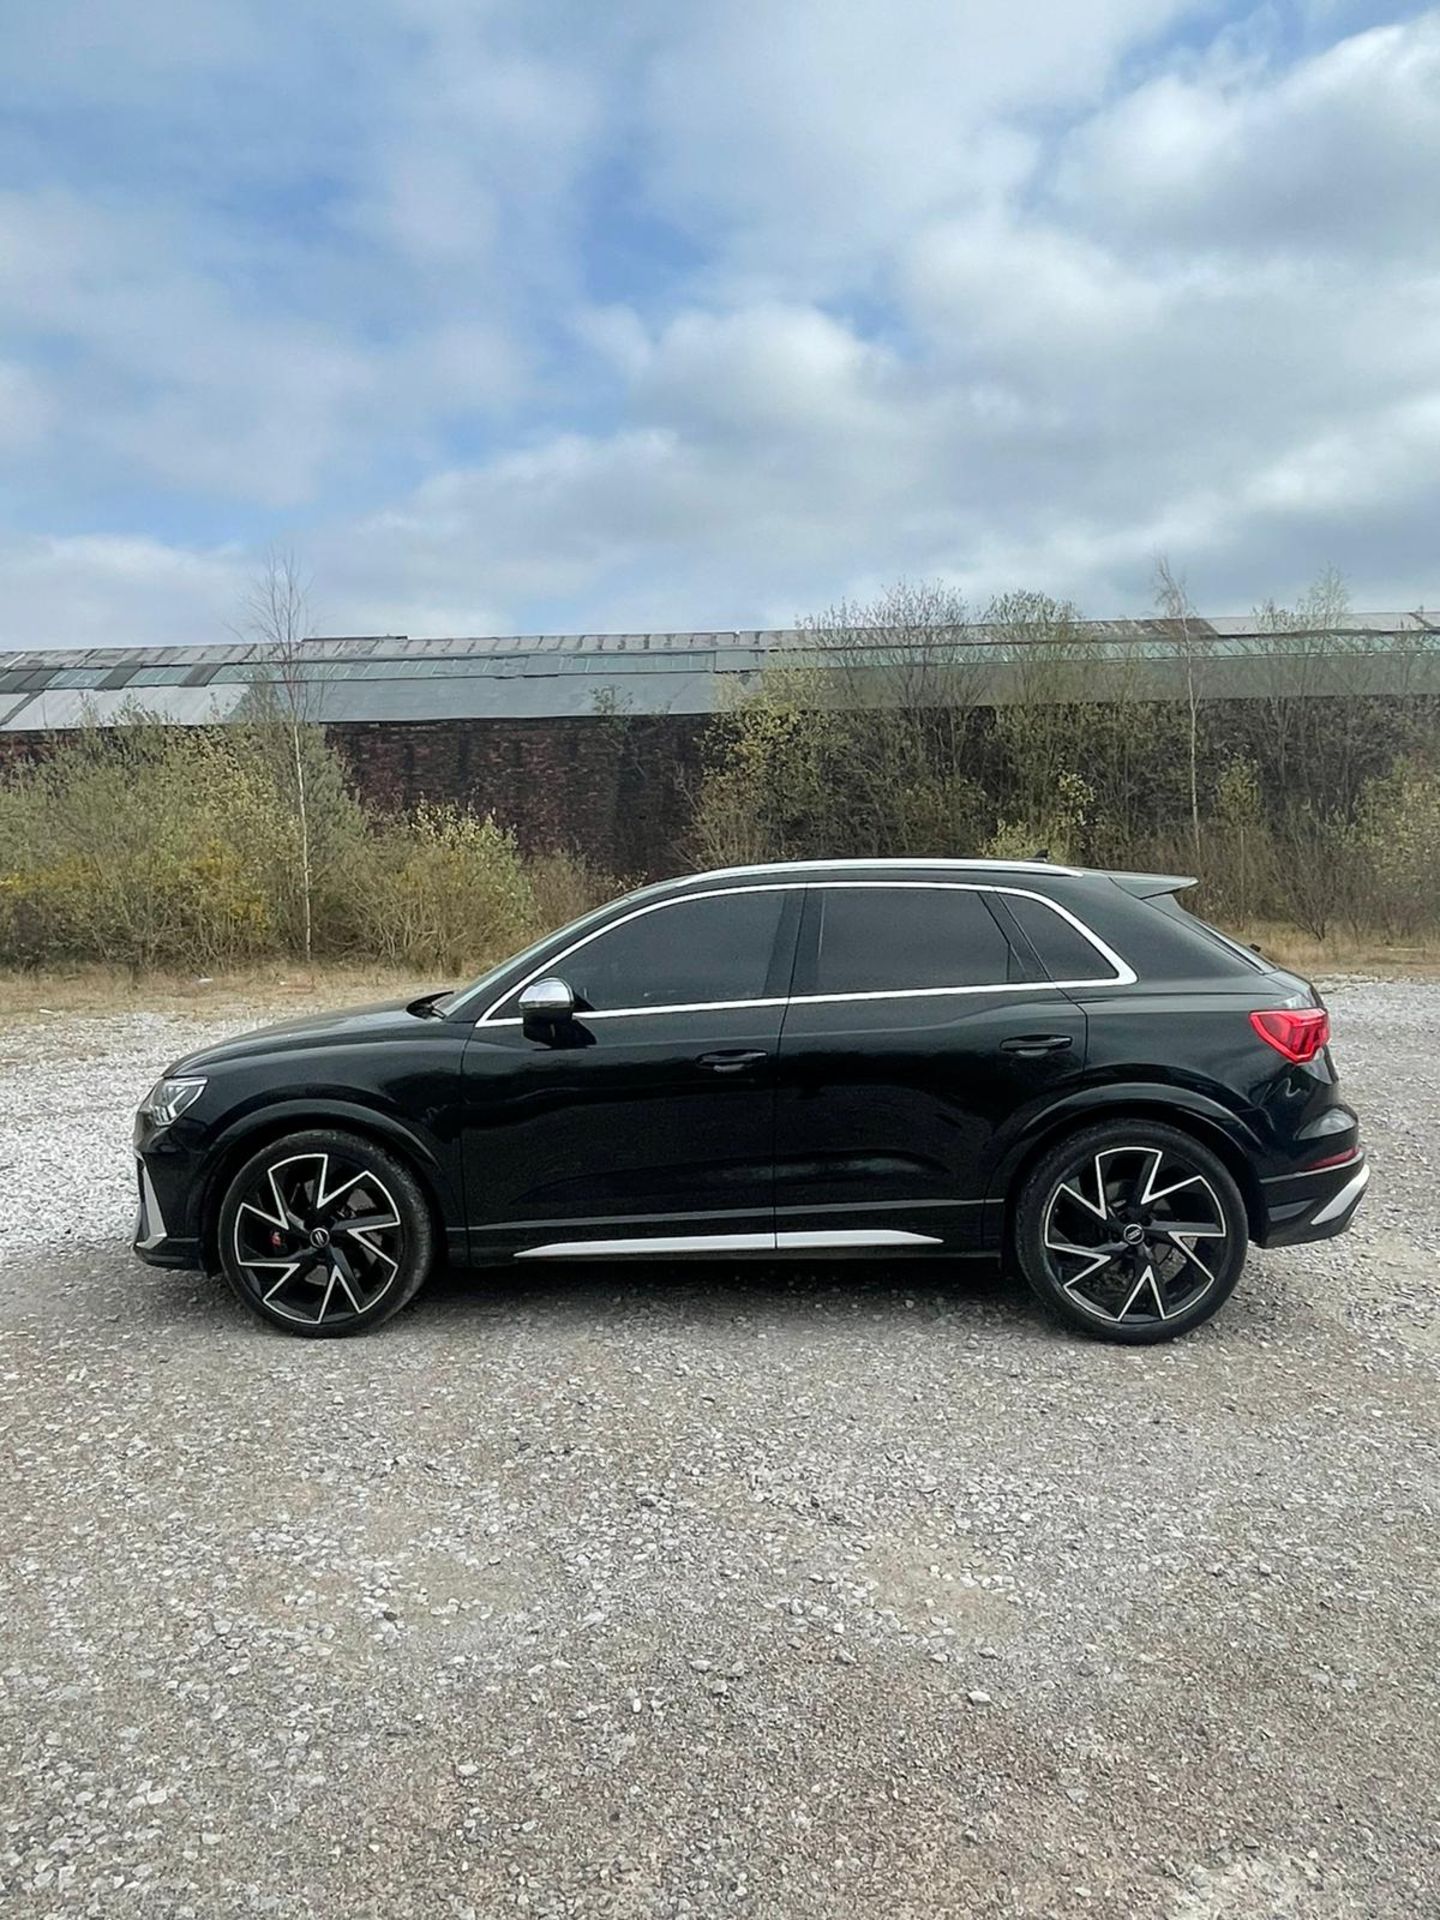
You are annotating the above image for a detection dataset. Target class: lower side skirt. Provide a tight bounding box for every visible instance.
[514,1227,945,1261]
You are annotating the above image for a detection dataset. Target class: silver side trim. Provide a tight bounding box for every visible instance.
[513,1227,945,1260]
[135,1162,169,1251]
[478,879,1133,1026]
[774,1229,943,1249]
[1311,1161,1370,1225]
[515,1232,775,1259]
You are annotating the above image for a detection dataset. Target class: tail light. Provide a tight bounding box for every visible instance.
[1250,1007,1330,1064]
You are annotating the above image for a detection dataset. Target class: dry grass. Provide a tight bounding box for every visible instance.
[4,922,1439,1028]
[1233,924,1440,979]
[0,960,443,1022]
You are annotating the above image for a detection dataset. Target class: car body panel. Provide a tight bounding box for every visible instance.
[131,859,1367,1283]
[459,1003,785,1258]
[773,986,1089,1252]
[134,1009,470,1267]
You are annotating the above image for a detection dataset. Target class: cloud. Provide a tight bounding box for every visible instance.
[639,0,1194,285]
[0,533,244,651]
[0,0,1438,655]
[1057,14,1440,257]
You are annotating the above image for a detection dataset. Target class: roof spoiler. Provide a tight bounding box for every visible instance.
[1110,872,1198,899]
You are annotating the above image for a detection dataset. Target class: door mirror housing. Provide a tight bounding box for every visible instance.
[519,976,577,1023]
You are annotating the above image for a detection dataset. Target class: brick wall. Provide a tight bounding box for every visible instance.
[327,714,706,877]
[0,712,706,877]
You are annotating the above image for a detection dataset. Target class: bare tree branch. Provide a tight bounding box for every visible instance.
[237,548,318,966]
[1154,555,1203,868]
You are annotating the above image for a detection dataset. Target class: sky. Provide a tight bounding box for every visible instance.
[0,0,1437,650]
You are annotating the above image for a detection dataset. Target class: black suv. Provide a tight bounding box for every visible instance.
[133,859,1367,1343]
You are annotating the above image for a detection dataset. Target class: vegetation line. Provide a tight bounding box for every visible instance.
[2,566,1438,976]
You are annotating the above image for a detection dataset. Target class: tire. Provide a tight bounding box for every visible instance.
[217,1128,434,1338]
[1012,1120,1248,1345]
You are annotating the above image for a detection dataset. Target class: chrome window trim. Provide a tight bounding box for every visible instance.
[475,880,1134,1026]
[477,882,800,1024]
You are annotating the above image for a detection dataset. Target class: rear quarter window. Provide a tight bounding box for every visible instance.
[1147,894,1270,973]
[1001,892,1120,982]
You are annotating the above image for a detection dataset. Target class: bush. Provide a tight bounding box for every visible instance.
[525,848,629,934]
[0,719,623,976]
[1349,759,1440,938]
[345,804,536,975]
[0,722,298,970]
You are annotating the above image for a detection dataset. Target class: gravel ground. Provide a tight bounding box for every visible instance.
[1,983,1437,1919]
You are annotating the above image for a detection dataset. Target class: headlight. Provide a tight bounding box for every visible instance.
[139,1077,207,1127]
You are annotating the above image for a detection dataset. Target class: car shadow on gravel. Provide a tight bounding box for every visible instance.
[118,1248,1076,1343]
[111,1246,1292,1350]
[411,1254,1067,1340]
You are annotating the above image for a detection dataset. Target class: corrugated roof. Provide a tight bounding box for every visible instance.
[1,615,1436,728]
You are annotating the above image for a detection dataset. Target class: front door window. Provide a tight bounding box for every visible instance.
[498,887,790,1015]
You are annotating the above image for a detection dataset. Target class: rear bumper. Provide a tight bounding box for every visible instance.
[1254,1155,1370,1248]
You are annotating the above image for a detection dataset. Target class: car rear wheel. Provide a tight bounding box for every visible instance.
[218,1128,433,1337]
[1014,1121,1248,1344]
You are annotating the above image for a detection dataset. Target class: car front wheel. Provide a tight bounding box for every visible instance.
[217,1128,433,1337]
[1013,1121,1248,1344]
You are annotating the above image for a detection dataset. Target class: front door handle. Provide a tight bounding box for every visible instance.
[697,1049,768,1074]
[1001,1034,1074,1056]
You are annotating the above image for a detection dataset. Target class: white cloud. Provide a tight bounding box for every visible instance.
[0,534,244,652]
[0,0,1438,655]
[639,0,1194,286]
[1057,13,1440,256]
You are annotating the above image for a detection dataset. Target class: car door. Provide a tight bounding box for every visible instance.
[772,882,1093,1254]
[460,884,802,1259]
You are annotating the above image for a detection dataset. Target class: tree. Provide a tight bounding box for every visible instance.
[1153,556,1204,867]
[237,549,320,966]
[691,580,993,866]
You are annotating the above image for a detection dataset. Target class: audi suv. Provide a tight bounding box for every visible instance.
[133,859,1368,1343]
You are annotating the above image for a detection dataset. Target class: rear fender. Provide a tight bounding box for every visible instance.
[987,1082,1266,1238]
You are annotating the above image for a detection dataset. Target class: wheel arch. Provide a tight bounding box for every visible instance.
[995,1095,1265,1245]
[198,1102,453,1270]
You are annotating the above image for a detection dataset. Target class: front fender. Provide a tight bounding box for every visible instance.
[201,1095,462,1229]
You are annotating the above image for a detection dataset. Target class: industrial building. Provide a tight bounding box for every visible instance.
[1,614,1435,874]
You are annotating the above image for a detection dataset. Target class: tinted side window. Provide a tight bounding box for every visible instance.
[1003,893,1116,981]
[813,887,1013,994]
[559,889,788,1011]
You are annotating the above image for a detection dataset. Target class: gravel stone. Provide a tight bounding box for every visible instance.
[0,980,1437,1917]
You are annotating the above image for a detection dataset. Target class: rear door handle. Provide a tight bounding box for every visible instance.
[697,1049,768,1074]
[1001,1034,1074,1056]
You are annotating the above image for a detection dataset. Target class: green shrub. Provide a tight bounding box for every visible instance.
[0,722,297,969]
[344,804,538,976]
[0,719,622,976]
[1349,759,1440,938]
[525,847,629,934]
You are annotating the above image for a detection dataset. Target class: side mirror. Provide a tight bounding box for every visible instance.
[519,976,576,1023]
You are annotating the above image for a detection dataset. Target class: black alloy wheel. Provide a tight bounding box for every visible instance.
[1014,1121,1247,1343]
[218,1128,433,1336]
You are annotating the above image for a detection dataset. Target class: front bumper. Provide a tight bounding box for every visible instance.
[133,1135,204,1271]
[1254,1154,1370,1248]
